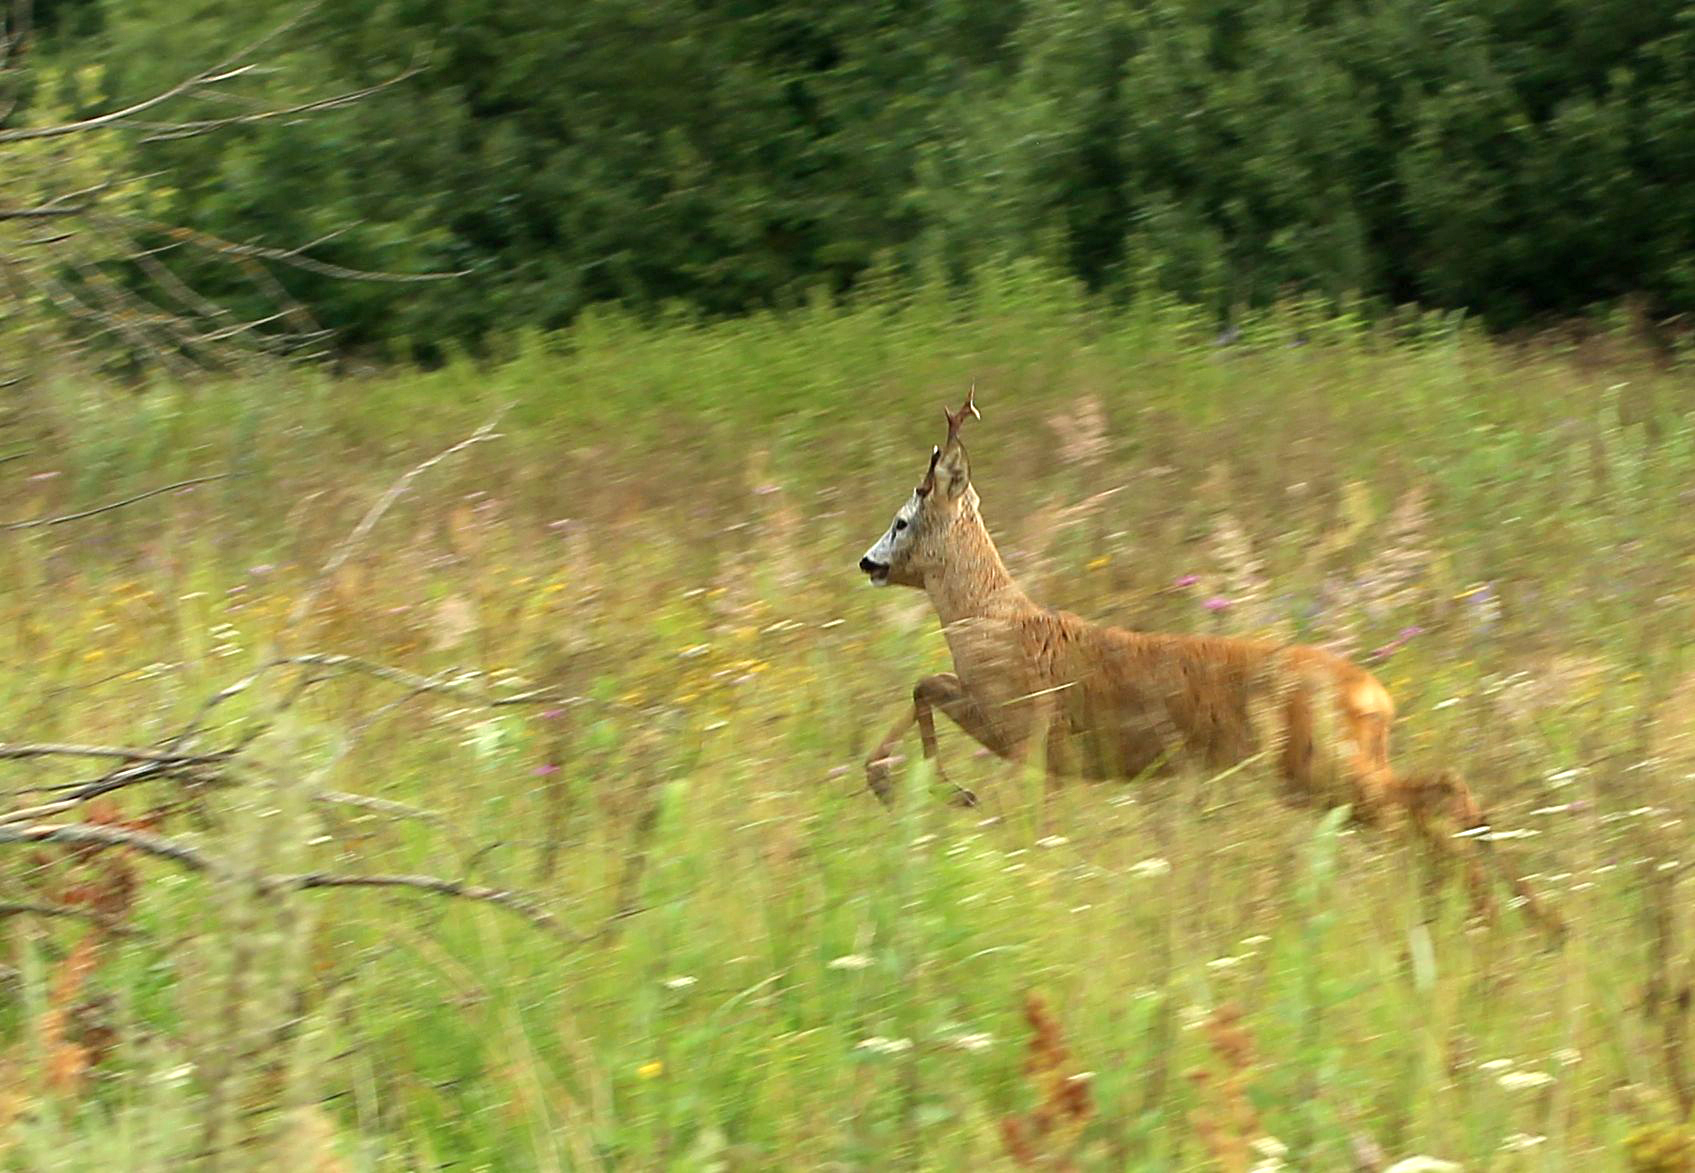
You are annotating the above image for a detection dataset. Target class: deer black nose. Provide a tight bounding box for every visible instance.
[859,556,880,573]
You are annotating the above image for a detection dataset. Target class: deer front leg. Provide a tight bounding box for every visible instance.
[865,673,1006,807]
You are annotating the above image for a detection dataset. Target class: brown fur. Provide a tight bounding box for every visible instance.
[860,392,1558,937]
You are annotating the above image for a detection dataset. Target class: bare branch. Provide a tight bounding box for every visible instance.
[2,474,225,530]
[0,821,216,871]
[0,203,89,221]
[0,2,319,144]
[267,652,623,712]
[134,69,422,144]
[0,178,113,221]
[124,217,470,283]
[0,743,230,765]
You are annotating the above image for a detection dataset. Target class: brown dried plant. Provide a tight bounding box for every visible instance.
[1187,1003,1263,1173]
[20,800,158,1098]
[999,993,1094,1168]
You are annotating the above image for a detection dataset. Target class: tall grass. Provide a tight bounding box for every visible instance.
[2,267,1694,1168]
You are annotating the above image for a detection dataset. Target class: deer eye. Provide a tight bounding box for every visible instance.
[894,519,908,532]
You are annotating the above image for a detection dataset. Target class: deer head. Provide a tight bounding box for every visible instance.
[859,386,980,588]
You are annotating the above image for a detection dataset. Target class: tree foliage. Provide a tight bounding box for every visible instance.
[25,0,1695,356]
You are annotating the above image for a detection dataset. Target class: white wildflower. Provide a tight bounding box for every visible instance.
[1384,1159,1463,1173]
[154,1063,196,1086]
[1036,834,1069,848]
[1500,1133,1546,1152]
[856,1036,913,1055]
[662,976,697,990]
[1553,1047,1582,1067]
[1498,1070,1556,1091]
[1130,857,1172,879]
[1477,1058,1514,1072]
[828,954,874,970]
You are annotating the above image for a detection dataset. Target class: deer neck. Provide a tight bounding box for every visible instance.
[923,503,1029,626]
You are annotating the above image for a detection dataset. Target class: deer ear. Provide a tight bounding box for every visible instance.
[917,446,941,496]
[936,440,971,498]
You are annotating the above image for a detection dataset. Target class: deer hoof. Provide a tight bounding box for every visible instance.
[948,786,979,808]
[865,756,901,805]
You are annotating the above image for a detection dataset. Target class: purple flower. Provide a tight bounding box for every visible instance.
[540,708,565,720]
[1174,574,1200,588]
[533,763,560,777]
[248,563,275,577]
[1203,596,1232,612]
[1398,626,1425,640]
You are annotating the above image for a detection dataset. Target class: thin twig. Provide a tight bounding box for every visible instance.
[287,411,506,629]
[0,900,139,934]
[2,474,225,530]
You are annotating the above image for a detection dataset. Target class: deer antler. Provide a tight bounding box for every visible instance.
[943,384,980,447]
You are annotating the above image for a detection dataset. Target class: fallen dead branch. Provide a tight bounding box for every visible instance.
[315,790,442,823]
[0,417,621,946]
[1,475,226,530]
[0,820,585,941]
[285,873,570,938]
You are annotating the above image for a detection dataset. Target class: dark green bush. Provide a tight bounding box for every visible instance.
[49,0,1695,355]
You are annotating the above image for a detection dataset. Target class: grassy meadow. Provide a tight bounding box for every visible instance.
[3,270,1695,1169]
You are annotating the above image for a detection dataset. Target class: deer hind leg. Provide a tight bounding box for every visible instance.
[1390,770,1566,943]
[1384,770,1497,926]
[865,673,1003,808]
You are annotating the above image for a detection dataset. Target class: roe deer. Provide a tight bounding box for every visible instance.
[858,389,1560,937]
